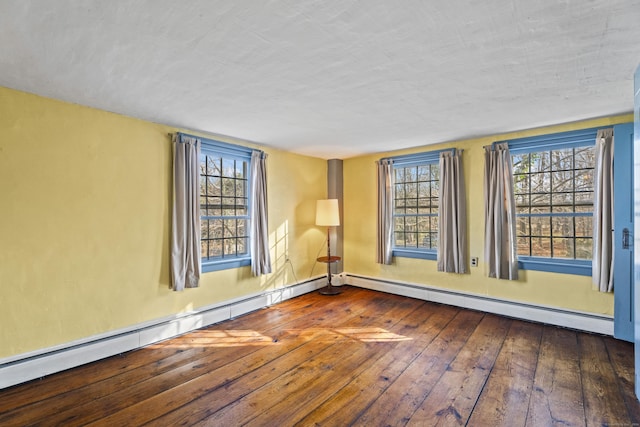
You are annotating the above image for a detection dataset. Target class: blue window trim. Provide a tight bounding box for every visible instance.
[495,126,606,276]
[181,132,259,273]
[517,257,592,276]
[180,132,255,161]
[392,248,437,261]
[202,257,251,273]
[386,149,454,260]
[494,127,598,154]
[382,148,455,167]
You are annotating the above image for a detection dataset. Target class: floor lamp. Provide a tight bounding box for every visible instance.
[316,199,341,295]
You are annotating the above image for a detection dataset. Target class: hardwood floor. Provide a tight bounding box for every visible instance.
[1,286,638,426]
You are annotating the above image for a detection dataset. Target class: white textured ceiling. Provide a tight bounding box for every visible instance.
[1,1,639,159]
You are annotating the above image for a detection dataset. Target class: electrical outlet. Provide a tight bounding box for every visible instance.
[471,257,479,267]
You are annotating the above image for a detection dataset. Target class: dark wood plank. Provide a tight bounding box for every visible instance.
[405,313,511,426]
[239,300,445,426]
[300,308,484,426]
[202,339,394,426]
[0,292,364,424]
[579,333,633,426]
[0,343,191,413]
[350,303,466,426]
[91,288,423,426]
[2,288,371,426]
[0,285,347,415]
[1,286,639,427]
[466,319,543,427]
[525,326,586,427]
[104,334,349,427]
[604,336,640,423]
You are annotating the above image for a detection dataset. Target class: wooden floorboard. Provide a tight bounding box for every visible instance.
[525,326,586,426]
[0,285,638,427]
[342,303,461,426]
[404,314,511,426]
[579,333,633,426]
[605,336,640,423]
[465,319,543,426]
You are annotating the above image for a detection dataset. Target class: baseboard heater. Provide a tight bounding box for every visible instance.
[0,278,325,389]
[344,273,613,336]
[1,274,614,389]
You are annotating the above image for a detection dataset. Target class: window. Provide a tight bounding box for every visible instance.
[513,147,595,258]
[199,139,252,272]
[387,150,445,260]
[504,127,599,275]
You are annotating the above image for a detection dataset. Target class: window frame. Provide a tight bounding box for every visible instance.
[499,127,600,276]
[198,136,253,273]
[386,149,452,261]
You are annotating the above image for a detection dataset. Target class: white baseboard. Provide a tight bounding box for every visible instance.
[0,277,325,389]
[1,274,613,389]
[344,274,614,336]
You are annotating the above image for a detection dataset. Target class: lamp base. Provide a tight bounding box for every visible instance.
[319,286,341,295]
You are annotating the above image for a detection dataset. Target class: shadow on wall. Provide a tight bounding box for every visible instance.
[260,220,292,291]
[259,218,327,291]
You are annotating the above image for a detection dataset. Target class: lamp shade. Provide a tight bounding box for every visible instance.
[316,199,340,226]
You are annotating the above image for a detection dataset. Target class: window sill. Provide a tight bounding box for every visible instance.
[392,249,437,261]
[517,256,591,276]
[202,257,251,273]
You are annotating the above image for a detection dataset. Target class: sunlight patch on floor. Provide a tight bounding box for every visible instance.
[150,326,412,349]
[148,330,278,348]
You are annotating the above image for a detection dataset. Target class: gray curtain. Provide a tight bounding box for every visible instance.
[592,128,614,292]
[376,159,394,264]
[171,134,201,291]
[250,150,272,276]
[438,149,467,273]
[484,143,518,280]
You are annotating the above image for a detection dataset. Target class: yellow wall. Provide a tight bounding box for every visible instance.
[0,86,328,359]
[0,83,632,360]
[344,114,633,316]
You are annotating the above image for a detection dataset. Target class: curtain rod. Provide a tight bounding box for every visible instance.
[172,131,265,155]
[169,130,265,147]
[379,147,463,162]
[483,124,614,150]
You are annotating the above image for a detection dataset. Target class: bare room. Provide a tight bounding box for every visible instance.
[1,1,640,425]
